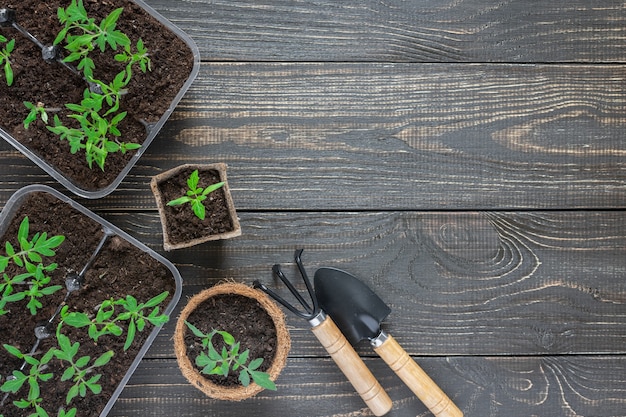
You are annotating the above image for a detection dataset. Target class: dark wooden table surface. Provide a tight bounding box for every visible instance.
[1,1,625,416]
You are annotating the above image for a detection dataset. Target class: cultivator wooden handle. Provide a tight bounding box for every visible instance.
[374,334,462,417]
[311,315,393,416]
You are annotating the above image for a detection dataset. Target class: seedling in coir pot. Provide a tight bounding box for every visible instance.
[0,219,171,417]
[184,321,276,390]
[3,1,151,171]
[167,169,225,220]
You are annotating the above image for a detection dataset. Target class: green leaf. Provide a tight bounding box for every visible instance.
[61,367,75,382]
[93,350,114,367]
[202,181,225,197]
[1,370,26,393]
[5,241,15,258]
[239,369,250,387]
[75,355,90,368]
[250,371,276,390]
[86,375,102,394]
[124,319,136,351]
[17,217,29,247]
[167,196,192,206]
[101,8,123,32]
[217,330,235,346]
[0,256,9,271]
[248,357,263,371]
[219,361,229,377]
[3,344,24,359]
[66,384,79,404]
[187,170,200,191]
[191,200,206,220]
[59,407,77,417]
[3,291,26,302]
[62,312,92,328]
[238,349,250,367]
[208,343,221,362]
[144,291,169,308]
[40,285,62,296]
[4,63,13,87]
[185,321,206,339]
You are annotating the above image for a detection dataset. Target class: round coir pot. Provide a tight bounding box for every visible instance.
[174,282,291,401]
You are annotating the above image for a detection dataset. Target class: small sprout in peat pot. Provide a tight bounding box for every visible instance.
[184,321,276,391]
[167,169,225,220]
[0,33,15,86]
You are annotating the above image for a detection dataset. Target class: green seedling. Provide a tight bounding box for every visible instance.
[47,89,141,171]
[41,0,151,170]
[0,34,14,86]
[0,344,55,416]
[55,0,129,81]
[61,291,170,351]
[51,331,114,405]
[1,335,105,416]
[0,216,65,316]
[184,321,276,391]
[23,101,50,129]
[167,170,225,220]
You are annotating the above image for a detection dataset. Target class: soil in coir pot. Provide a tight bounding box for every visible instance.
[155,167,236,245]
[0,192,176,417]
[0,0,195,191]
[183,293,278,387]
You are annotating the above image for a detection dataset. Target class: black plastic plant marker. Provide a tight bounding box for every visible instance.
[253,249,392,416]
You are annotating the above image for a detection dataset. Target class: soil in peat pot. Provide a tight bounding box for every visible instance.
[0,192,176,417]
[183,294,278,387]
[154,167,235,245]
[0,0,194,191]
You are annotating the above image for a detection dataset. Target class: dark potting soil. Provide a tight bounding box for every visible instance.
[0,191,176,417]
[0,0,195,191]
[183,294,278,387]
[154,168,235,245]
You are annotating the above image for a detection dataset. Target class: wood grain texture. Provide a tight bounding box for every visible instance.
[141,0,626,63]
[1,2,625,416]
[90,210,626,358]
[3,63,624,211]
[107,356,626,417]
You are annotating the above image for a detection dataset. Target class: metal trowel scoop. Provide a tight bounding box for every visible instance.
[315,267,463,417]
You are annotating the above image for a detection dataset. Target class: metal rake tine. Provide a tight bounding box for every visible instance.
[293,249,319,314]
[253,279,311,319]
[272,263,314,314]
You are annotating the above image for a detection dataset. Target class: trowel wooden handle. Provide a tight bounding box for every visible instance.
[374,334,463,417]
[311,316,393,416]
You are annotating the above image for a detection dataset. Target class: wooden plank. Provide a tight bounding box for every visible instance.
[108,356,626,416]
[142,0,626,63]
[3,63,623,211]
[92,210,626,357]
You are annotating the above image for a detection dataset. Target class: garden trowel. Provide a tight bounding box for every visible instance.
[314,267,463,417]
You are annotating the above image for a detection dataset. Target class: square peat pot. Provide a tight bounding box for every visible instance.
[151,163,242,251]
[0,185,183,416]
[0,0,201,198]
